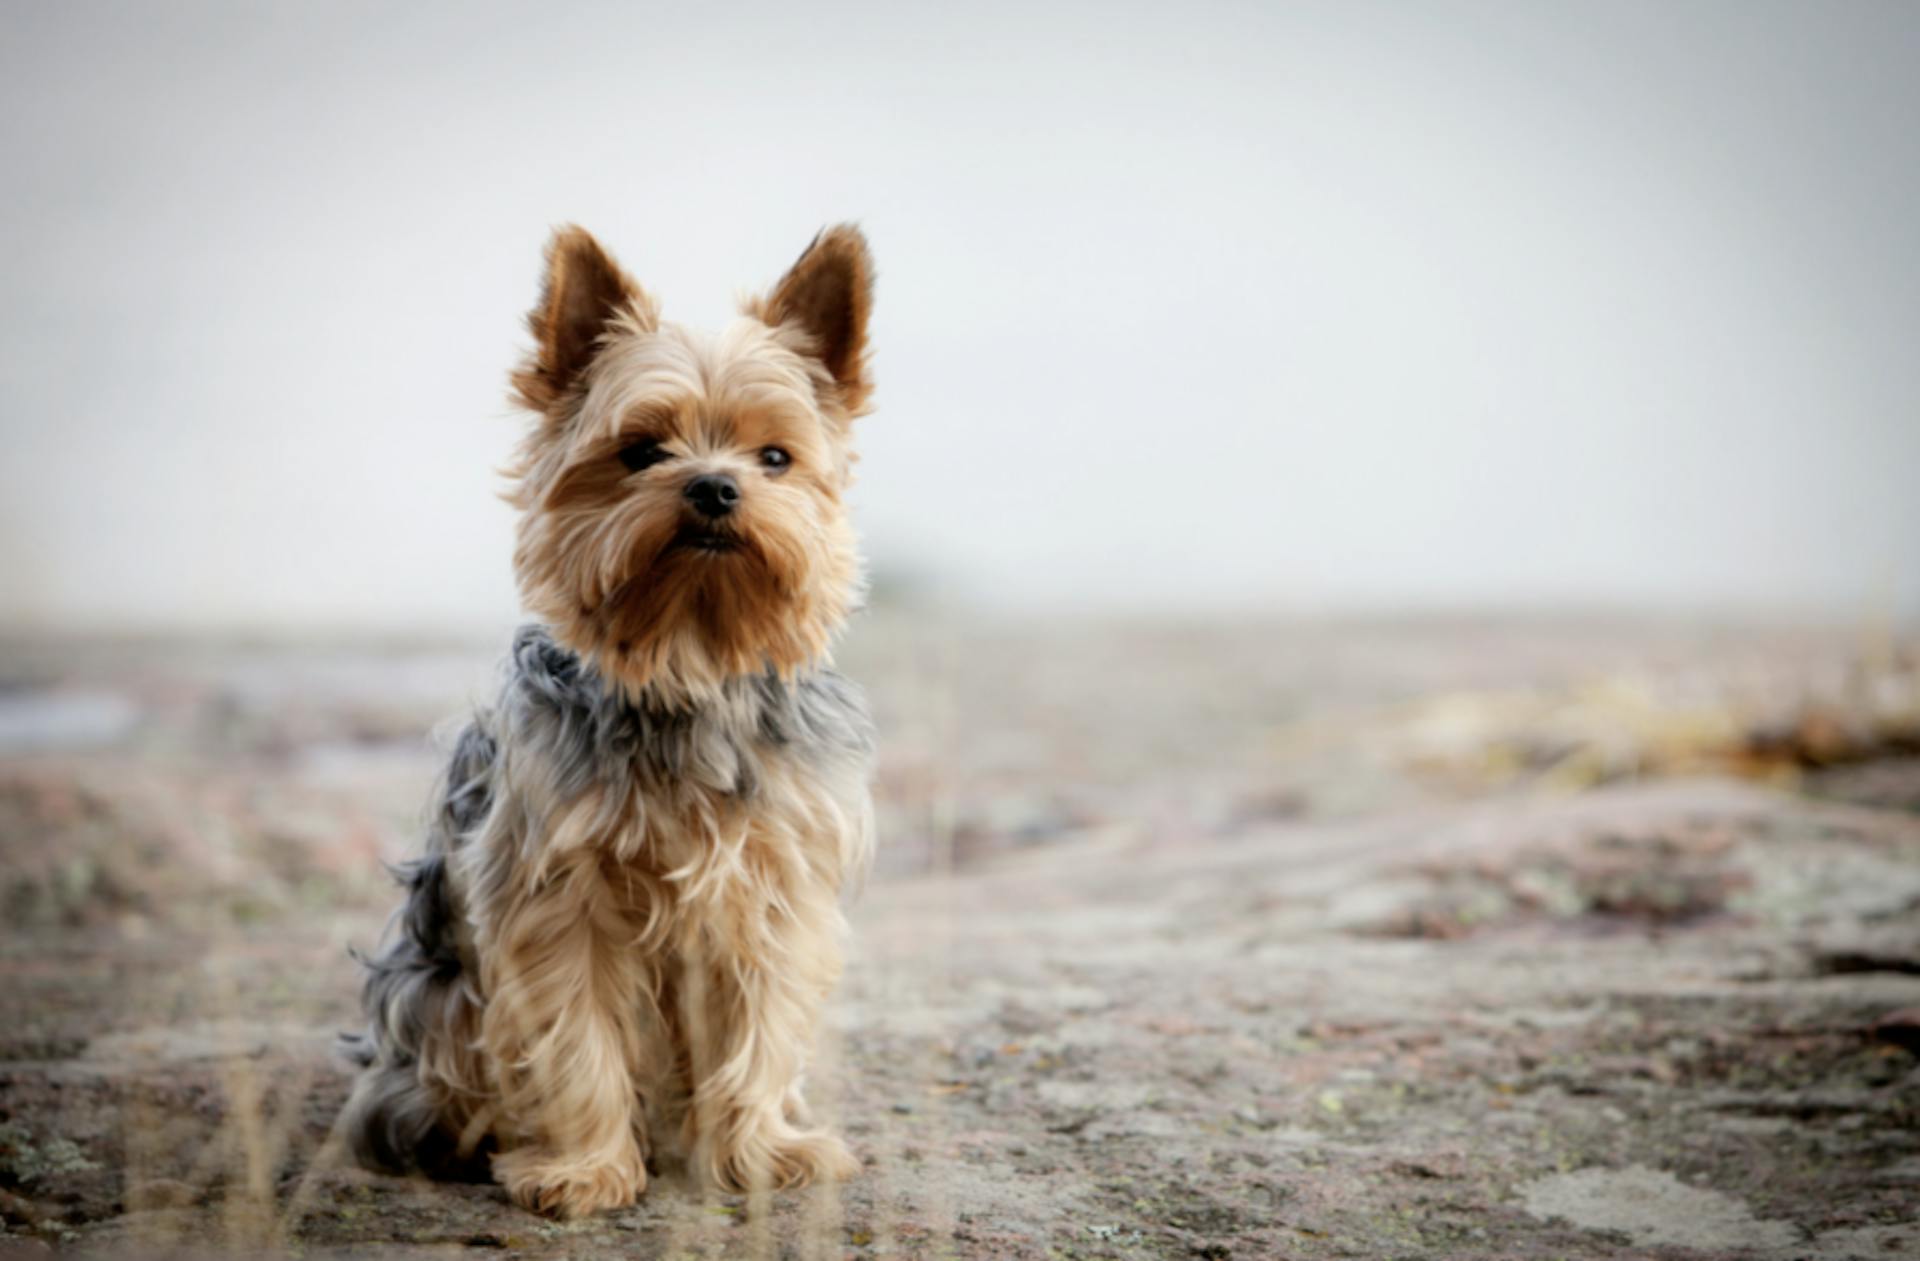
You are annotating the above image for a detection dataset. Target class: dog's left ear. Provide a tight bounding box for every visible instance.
[752,225,874,415]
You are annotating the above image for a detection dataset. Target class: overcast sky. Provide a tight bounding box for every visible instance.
[3,0,1916,631]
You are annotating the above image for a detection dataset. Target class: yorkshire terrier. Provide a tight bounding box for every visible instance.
[341,225,877,1216]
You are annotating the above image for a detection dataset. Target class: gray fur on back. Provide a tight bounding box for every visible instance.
[339,625,873,1177]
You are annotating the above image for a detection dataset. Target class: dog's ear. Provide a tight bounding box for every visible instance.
[752,224,874,415]
[512,225,655,414]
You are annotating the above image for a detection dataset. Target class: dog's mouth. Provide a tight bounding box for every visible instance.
[669,524,743,555]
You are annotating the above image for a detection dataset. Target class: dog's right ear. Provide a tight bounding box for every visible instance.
[511,225,656,414]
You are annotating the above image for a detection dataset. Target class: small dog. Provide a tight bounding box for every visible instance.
[341,225,877,1216]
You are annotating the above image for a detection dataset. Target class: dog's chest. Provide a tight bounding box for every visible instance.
[496,625,875,880]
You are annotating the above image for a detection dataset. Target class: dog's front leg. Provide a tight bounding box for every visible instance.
[478,851,650,1217]
[678,863,860,1193]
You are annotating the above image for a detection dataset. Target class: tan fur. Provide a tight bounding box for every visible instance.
[380,224,878,1217]
[509,313,865,704]
[445,735,870,1214]
[507,225,873,707]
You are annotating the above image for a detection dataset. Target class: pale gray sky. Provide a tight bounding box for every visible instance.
[3,0,1916,631]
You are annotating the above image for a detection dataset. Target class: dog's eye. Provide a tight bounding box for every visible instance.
[759,446,792,473]
[618,439,669,473]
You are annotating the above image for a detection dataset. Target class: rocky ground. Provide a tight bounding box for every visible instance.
[1,611,1917,1259]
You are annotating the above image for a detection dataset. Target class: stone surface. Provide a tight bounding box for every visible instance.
[0,615,1916,1258]
[1519,1166,1798,1252]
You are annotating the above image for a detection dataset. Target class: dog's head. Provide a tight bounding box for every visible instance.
[506,225,873,701]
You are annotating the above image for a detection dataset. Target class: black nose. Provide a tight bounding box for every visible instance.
[683,473,740,518]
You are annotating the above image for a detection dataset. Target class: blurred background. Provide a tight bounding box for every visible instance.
[3,0,1917,629]
[2,3,1918,1257]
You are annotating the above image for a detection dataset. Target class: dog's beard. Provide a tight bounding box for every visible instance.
[513,430,859,703]
[664,521,746,556]
[600,524,777,650]
[520,505,844,703]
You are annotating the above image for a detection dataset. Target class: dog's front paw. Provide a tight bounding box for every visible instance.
[714,1129,860,1193]
[495,1143,646,1218]
[785,1132,861,1186]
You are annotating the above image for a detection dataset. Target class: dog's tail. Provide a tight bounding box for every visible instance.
[338,718,498,1180]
